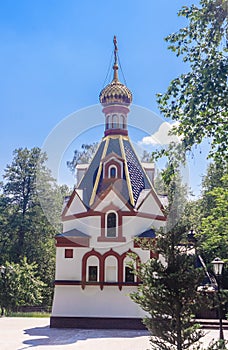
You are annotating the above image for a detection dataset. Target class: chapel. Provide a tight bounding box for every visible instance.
[50,37,166,328]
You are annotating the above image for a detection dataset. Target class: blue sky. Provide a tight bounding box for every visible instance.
[0,0,208,196]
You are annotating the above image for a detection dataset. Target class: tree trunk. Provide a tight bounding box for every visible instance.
[176,307,182,350]
[1,306,4,316]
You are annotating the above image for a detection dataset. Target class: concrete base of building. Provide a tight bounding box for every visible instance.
[50,316,146,329]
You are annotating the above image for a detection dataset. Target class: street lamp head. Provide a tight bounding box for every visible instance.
[187,229,197,245]
[211,257,224,276]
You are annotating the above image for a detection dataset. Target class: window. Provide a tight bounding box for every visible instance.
[112,114,118,128]
[107,212,117,237]
[88,266,98,282]
[120,114,124,128]
[106,115,111,129]
[110,166,116,178]
[106,266,116,282]
[105,256,118,282]
[125,266,134,282]
[65,249,73,258]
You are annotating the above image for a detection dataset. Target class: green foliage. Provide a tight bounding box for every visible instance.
[141,150,152,162]
[157,0,228,162]
[130,166,206,350]
[0,259,45,315]
[198,173,228,262]
[206,339,228,350]
[7,311,50,317]
[201,163,227,217]
[67,142,99,172]
[130,230,206,350]
[154,169,167,195]
[0,147,70,308]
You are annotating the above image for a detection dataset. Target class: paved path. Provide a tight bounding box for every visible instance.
[0,317,227,350]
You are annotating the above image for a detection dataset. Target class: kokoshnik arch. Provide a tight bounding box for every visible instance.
[50,37,166,329]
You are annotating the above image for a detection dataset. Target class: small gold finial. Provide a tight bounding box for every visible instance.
[113,35,118,81]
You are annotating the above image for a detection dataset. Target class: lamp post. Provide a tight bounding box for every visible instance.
[211,257,224,341]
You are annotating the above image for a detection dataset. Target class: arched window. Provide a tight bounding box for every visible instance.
[87,256,99,282]
[112,114,118,129]
[110,166,116,178]
[105,256,118,282]
[125,266,134,282]
[106,115,111,129]
[120,115,124,129]
[107,212,117,237]
[124,257,135,282]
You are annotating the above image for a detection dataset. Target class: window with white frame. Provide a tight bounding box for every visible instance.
[107,114,111,129]
[112,114,118,128]
[120,114,125,128]
[105,256,118,282]
[109,165,117,178]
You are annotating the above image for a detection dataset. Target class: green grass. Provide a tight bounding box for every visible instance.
[6,311,50,318]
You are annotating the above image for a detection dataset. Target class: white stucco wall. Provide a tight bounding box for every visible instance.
[55,248,87,280]
[122,216,164,237]
[55,243,150,281]
[63,216,101,238]
[52,285,146,318]
[138,193,164,217]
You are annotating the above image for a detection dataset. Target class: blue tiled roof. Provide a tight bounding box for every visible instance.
[78,140,106,207]
[123,140,151,204]
[56,229,90,238]
[136,228,156,238]
[106,138,122,156]
[77,136,154,209]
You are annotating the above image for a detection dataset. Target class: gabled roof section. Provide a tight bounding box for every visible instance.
[62,189,87,219]
[92,184,132,212]
[136,189,165,219]
[101,151,124,164]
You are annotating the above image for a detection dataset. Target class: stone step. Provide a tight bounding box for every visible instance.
[196,319,228,330]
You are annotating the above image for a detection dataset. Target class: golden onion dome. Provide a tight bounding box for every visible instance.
[99,79,132,106]
[99,36,132,107]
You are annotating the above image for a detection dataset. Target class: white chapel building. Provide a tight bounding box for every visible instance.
[50,37,166,328]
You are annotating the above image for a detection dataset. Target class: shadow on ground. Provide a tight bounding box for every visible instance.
[21,325,149,348]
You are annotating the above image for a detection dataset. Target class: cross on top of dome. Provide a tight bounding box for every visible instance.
[99,36,132,107]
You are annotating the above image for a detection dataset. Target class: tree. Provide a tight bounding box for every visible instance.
[157,0,228,163]
[0,147,69,307]
[198,173,228,263]
[1,148,50,259]
[0,258,45,316]
[200,162,227,217]
[130,167,206,350]
[130,240,205,350]
[141,150,152,162]
[67,142,99,173]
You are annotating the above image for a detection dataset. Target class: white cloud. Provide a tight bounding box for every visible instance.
[140,121,181,146]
